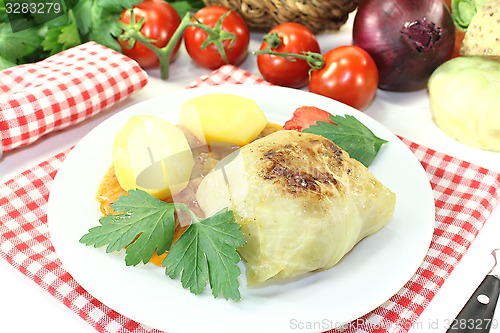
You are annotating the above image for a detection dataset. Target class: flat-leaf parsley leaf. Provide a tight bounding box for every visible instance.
[164,208,245,300]
[80,189,175,266]
[80,189,245,300]
[303,114,388,167]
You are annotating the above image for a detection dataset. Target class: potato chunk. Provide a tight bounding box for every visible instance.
[179,93,268,146]
[112,115,194,200]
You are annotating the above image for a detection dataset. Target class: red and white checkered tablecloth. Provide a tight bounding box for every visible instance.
[0,41,148,156]
[1,64,500,333]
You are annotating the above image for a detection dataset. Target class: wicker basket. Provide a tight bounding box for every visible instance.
[202,0,358,33]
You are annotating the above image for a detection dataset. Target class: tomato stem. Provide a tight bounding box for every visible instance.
[117,9,236,80]
[253,32,325,72]
[190,11,235,65]
[261,32,283,49]
[158,12,194,79]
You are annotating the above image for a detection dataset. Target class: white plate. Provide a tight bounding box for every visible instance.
[48,85,435,333]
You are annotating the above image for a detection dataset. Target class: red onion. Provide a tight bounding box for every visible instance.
[352,0,455,91]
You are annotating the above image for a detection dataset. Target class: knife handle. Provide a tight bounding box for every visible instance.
[446,275,500,333]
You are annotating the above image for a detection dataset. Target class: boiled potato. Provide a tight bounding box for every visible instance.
[112,115,194,200]
[179,93,268,146]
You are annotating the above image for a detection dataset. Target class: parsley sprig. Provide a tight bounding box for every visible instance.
[80,189,246,300]
[164,208,244,300]
[0,0,205,70]
[303,114,388,167]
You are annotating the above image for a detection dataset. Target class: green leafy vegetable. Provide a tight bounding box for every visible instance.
[86,0,142,52]
[0,0,206,71]
[0,0,134,70]
[166,0,205,17]
[40,13,82,56]
[164,208,245,300]
[80,189,176,266]
[0,22,43,65]
[80,189,245,300]
[303,114,388,167]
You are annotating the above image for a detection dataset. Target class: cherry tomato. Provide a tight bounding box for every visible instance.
[119,0,181,69]
[309,46,379,110]
[184,6,250,70]
[283,106,333,131]
[257,23,320,88]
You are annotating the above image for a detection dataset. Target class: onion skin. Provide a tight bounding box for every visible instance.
[353,0,455,91]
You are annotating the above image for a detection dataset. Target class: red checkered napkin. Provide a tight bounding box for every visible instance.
[0,41,148,156]
[1,65,500,333]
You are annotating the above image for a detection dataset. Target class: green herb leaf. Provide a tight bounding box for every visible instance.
[164,208,245,300]
[0,54,16,70]
[0,0,143,69]
[57,18,81,48]
[72,0,92,36]
[0,22,42,68]
[86,0,142,52]
[166,0,205,17]
[303,114,388,167]
[80,189,245,300]
[40,14,81,56]
[79,189,176,266]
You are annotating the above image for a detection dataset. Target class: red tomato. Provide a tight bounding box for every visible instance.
[283,106,333,131]
[309,46,378,110]
[184,6,250,69]
[257,23,320,88]
[119,0,181,69]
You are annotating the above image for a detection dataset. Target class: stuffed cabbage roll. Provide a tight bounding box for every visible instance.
[196,130,396,286]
